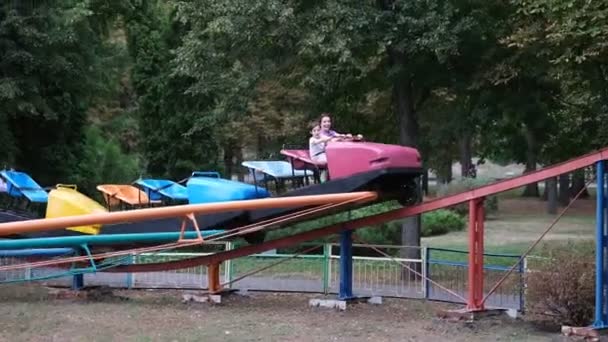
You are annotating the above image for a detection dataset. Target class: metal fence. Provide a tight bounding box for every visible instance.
[0,244,525,311]
[426,248,524,311]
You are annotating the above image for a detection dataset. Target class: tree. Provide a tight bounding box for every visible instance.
[505,0,608,198]
[0,1,124,185]
[124,1,221,179]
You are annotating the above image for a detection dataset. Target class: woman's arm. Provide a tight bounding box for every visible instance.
[310,136,332,144]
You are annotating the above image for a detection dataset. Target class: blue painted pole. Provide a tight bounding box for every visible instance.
[72,273,84,290]
[594,161,605,328]
[71,249,84,290]
[604,170,608,325]
[339,229,354,300]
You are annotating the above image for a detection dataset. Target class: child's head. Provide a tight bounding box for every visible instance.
[310,122,321,137]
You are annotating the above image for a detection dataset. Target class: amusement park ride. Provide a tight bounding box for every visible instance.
[2,139,608,335]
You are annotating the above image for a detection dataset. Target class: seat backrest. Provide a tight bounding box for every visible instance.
[114,185,151,205]
[97,184,150,206]
[96,184,122,207]
[134,179,188,201]
[0,170,48,203]
[248,160,304,178]
[280,149,324,169]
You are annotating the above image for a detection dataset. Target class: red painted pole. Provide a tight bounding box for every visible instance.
[467,198,485,311]
[467,199,477,309]
[475,199,485,310]
[208,263,221,293]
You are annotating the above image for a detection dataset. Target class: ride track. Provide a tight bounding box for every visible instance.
[104,146,608,273]
[1,146,608,312]
[103,146,608,311]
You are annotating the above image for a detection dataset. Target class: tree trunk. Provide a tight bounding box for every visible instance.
[570,170,590,199]
[223,143,234,179]
[256,134,264,158]
[459,133,473,178]
[546,177,558,214]
[436,158,452,184]
[422,168,429,196]
[390,58,421,279]
[521,126,539,197]
[235,146,244,182]
[558,174,570,206]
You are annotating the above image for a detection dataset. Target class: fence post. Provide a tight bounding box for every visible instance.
[225,241,234,288]
[71,249,84,290]
[25,265,32,281]
[339,229,354,300]
[323,243,330,294]
[125,253,133,289]
[424,246,430,299]
[519,255,525,312]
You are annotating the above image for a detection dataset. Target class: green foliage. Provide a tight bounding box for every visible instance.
[502,0,608,164]
[1,0,607,214]
[356,209,466,244]
[264,202,465,246]
[508,0,608,67]
[125,1,221,179]
[0,1,126,185]
[436,177,499,215]
[72,126,140,198]
[0,113,16,167]
[421,210,466,237]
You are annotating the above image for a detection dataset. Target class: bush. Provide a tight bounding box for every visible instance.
[421,209,466,237]
[436,177,499,216]
[264,202,465,249]
[526,241,594,326]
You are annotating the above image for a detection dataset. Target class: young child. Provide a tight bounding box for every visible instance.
[309,123,332,182]
[309,123,332,164]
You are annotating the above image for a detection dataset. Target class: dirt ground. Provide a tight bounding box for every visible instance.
[0,285,576,342]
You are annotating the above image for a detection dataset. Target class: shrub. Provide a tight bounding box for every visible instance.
[421,209,465,237]
[526,241,594,326]
[435,177,499,216]
[264,202,465,249]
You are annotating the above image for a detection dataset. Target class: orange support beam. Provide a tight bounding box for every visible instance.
[467,198,485,311]
[0,191,377,236]
[207,263,221,293]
